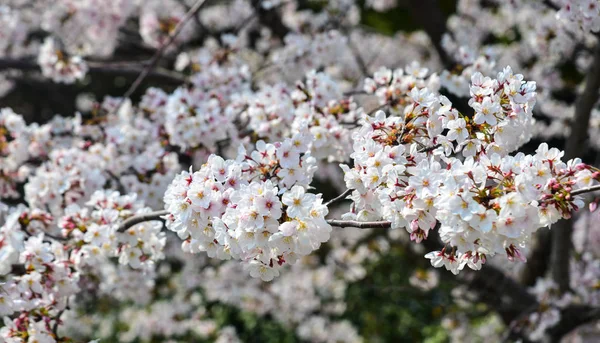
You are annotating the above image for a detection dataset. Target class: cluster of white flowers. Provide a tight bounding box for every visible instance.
[3,0,600,341]
[0,6,25,56]
[64,190,166,269]
[41,0,133,56]
[0,189,164,342]
[556,0,600,33]
[163,86,238,151]
[164,132,332,280]
[0,108,29,198]
[363,62,442,111]
[365,0,398,12]
[297,316,362,343]
[408,268,440,291]
[343,66,599,274]
[139,0,196,49]
[272,30,349,79]
[243,70,357,161]
[37,37,88,84]
[524,279,570,341]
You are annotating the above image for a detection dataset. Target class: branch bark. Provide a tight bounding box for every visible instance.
[116,0,209,112]
[117,210,168,233]
[550,39,600,293]
[324,188,353,207]
[0,58,186,84]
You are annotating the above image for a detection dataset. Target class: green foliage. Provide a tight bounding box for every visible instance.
[208,304,299,343]
[343,245,453,342]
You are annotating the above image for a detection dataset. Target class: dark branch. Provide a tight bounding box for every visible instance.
[326,220,391,229]
[117,210,168,233]
[324,189,353,207]
[571,184,600,196]
[0,58,186,84]
[116,0,209,112]
[551,38,600,293]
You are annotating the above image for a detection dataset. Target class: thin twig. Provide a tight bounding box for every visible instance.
[324,189,353,207]
[106,170,127,195]
[418,144,441,153]
[117,210,169,233]
[571,184,600,196]
[51,299,69,339]
[326,220,391,229]
[343,89,368,96]
[115,0,209,113]
[346,35,369,76]
[368,103,388,116]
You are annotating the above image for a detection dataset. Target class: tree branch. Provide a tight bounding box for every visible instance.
[116,0,209,113]
[551,39,600,293]
[571,184,600,196]
[0,58,186,84]
[326,219,391,229]
[324,188,353,207]
[117,210,168,233]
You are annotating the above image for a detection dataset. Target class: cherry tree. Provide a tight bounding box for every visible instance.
[1,0,600,342]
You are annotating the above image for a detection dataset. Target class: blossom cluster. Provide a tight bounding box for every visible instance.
[1,0,600,341]
[0,190,164,342]
[556,0,600,33]
[164,132,332,280]
[37,37,88,84]
[243,70,358,161]
[342,66,599,274]
[139,0,196,49]
[0,108,29,198]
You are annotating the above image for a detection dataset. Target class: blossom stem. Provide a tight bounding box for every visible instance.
[116,0,209,114]
[418,144,441,153]
[326,220,391,229]
[324,189,353,207]
[116,184,600,234]
[571,184,600,196]
[117,210,169,233]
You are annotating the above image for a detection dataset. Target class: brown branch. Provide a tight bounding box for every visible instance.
[117,210,168,233]
[326,219,391,229]
[116,0,209,113]
[542,0,561,11]
[571,184,600,196]
[551,39,600,293]
[547,306,600,342]
[324,189,353,207]
[0,58,186,84]
[51,299,69,339]
[419,144,441,153]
